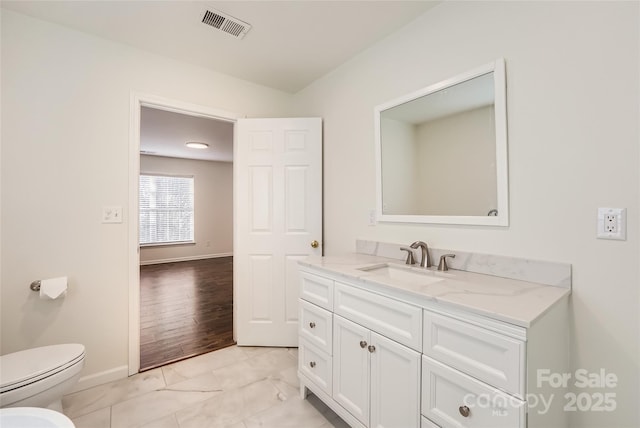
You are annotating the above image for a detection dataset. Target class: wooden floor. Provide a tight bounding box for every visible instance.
[139,257,235,371]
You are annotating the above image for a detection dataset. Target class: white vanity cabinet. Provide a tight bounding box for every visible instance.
[298,270,422,428]
[298,262,569,428]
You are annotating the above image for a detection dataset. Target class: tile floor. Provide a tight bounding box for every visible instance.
[62,346,349,428]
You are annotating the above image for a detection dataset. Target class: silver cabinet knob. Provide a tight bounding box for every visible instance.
[459,405,470,417]
[309,322,316,328]
[309,361,316,368]
[368,345,376,353]
[359,340,367,348]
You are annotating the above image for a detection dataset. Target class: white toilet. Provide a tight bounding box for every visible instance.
[0,344,85,412]
[0,407,75,428]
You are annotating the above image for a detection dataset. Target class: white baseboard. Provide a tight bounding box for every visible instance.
[69,365,129,393]
[140,252,233,266]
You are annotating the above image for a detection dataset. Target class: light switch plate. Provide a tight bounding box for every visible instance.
[597,207,626,240]
[103,206,123,224]
[368,209,377,226]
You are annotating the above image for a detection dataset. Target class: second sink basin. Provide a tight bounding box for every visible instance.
[358,263,444,285]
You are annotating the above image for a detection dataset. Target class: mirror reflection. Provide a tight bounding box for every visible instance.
[375,59,508,226]
[381,73,496,216]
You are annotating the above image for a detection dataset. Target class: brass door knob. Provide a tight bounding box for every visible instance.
[311,240,319,249]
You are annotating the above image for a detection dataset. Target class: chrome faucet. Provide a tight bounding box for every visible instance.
[409,241,431,268]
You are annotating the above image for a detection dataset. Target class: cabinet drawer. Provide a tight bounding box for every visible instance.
[299,300,332,353]
[423,311,525,397]
[334,282,422,351]
[422,356,525,428]
[300,272,334,310]
[299,339,332,396]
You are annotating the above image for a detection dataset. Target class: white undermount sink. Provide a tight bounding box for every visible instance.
[358,263,444,285]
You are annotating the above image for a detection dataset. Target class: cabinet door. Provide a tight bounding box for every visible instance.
[370,332,421,428]
[333,315,370,426]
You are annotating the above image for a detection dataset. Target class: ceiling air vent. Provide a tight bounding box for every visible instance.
[201,9,252,39]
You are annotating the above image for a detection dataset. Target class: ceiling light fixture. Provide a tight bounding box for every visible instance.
[185,142,209,149]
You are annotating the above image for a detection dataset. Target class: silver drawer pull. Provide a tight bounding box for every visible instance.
[359,340,367,348]
[459,405,470,417]
[368,345,376,353]
[309,322,316,328]
[309,361,316,368]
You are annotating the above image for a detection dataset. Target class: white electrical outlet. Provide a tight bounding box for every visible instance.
[604,213,618,233]
[597,207,626,240]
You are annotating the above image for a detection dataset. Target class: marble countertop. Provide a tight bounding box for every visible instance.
[299,254,570,328]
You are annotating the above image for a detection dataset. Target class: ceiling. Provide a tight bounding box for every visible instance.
[1,0,438,94]
[2,1,439,162]
[140,107,234,162]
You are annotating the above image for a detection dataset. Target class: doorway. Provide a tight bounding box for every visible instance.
[128,94,239,375]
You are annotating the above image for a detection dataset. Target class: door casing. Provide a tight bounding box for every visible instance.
[128,93,238,375]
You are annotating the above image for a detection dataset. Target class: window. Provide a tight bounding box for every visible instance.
[139,174,194,246]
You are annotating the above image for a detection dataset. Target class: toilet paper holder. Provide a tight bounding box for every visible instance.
[30,277,68,300]
[30,280,42,291]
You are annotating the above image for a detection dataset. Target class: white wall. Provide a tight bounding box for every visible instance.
[0,10,293,380]
[139,156,233,264]
[294,2,639,427]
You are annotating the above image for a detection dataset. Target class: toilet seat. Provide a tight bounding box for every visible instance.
[0,407,76,427]
[0,344,85,393]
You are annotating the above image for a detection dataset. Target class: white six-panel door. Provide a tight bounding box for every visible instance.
[235,118,322,346]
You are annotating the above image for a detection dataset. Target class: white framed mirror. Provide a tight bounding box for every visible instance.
[374,58,508,226]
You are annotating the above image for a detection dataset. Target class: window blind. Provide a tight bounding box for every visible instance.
[139,174,194,245]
